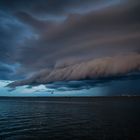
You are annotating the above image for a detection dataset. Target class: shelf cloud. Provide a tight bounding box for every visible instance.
[0,0,140,93]
[8,53,140,88]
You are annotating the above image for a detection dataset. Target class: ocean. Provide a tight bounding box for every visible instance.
[0,97,140,140]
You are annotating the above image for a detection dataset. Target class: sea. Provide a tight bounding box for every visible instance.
[0,97,140,140]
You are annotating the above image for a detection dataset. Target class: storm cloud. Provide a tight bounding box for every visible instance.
[14,0,140,72]
[8,53,140,87]
[0,0,140,90]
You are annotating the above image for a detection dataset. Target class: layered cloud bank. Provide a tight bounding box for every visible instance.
[8,54,140,88]
[0,0,140,81]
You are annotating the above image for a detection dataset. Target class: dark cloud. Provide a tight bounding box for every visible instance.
[15,11,52,32]
[8,54,140,87]
[0,0,116,16]
[15,0,140,72]
[0,0,140,91]
[0,63,13,80]
[0,11,34,62]
[44,72,140,92]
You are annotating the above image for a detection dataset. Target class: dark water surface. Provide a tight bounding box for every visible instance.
[0,97,140,140]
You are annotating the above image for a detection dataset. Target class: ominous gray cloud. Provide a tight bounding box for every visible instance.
[0,63,13,80]
[0,10,36,79]
[8,53,140,87]
[0,0,119,17]
[42,73,140,94]
[13,0,140,73]
[0,0,140,90]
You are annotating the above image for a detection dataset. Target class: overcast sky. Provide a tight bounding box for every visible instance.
[0,0,140,96]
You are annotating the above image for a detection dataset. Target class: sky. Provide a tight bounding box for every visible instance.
[0,0,140,96]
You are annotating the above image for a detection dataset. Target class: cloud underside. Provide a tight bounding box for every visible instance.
[0,0,140,90]
[8,54,140,88]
